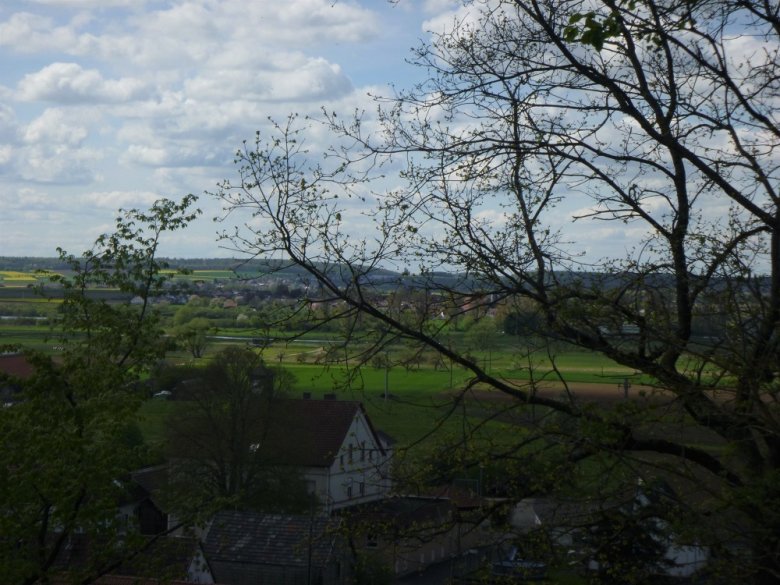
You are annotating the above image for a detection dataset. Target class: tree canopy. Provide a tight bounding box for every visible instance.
[214,0,780,582]
[0,196,199,584]
[164,346,310,518]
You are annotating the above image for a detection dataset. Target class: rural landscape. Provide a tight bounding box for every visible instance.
[0,229,772,585]
[0,256,654,443]
[1,0,779,584]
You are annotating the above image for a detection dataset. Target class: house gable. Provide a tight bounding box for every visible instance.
[251,398,392,512]
[257,399,386,469]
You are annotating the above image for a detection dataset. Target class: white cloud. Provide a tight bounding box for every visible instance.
[423,0,461,13]
[17,62,150,104]
[217,1,379,46]
[421,1,478,34]
[27,0,147,7]
[0,104,18,140]
[183,54,352,103]
[78,190,161,209]
[0,145,13,168]
[0,0,426,256]
[0,187,60,210]
[124,144,170,167]
[0,1,380,67]
[0,12,87,54]
[20,143,99,184]
[22,108,90,146]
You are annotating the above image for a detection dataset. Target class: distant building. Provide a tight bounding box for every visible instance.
[510,479,711,579]
[0,352,35,405]
[339,495,490,577]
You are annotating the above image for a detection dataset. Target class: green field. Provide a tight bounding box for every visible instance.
[162,269,269,281]
[0,270,62,287]
[0,275,690,461]
[136,343,643,454]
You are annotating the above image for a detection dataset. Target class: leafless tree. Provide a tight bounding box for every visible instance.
[215,1,780,581]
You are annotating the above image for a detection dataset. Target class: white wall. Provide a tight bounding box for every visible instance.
[303,410,392,513]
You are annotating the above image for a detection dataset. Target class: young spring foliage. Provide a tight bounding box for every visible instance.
[0,196,199,585]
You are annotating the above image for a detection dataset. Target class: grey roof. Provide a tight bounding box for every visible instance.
[203,510,341,569]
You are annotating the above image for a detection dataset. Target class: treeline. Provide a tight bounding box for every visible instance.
[0,256,391,279]
[0,256,269,272]
[0,257,71,272]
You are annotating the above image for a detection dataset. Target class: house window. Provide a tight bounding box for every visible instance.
[348,443,353,463]
[369,449,374,461]
[360,441,366,461]
[346,485,353,499]
[359,481,365,496]
[340,454,344,467]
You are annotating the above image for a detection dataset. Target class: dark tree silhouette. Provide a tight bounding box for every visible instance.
[214,1,780,581]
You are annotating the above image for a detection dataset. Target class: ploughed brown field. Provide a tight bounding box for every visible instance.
[457,381,731,450]
[462,381,664,404]
[532,382,660,402]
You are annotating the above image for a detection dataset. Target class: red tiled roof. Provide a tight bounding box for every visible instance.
[259,399,384,468]
[0,353,35,380]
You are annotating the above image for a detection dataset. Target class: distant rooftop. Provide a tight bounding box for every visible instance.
[0,353,35,380]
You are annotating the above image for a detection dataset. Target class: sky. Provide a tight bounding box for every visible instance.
[1,0,757,269]
[0,0,465,259]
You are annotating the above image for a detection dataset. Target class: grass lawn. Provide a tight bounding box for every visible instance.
[133,341,651,450]
[0,325,56,351]
[136,398,177,448]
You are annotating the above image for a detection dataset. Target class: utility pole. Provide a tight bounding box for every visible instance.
[384,350,389,401]
[619,378,631,399]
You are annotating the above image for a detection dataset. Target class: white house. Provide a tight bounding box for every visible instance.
[257,397,393,514]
